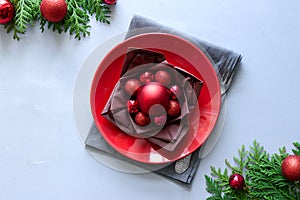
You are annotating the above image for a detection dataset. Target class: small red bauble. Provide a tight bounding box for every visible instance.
[0,0,14,25]
[281,155,300,181]
[155,70,172,86]
[170,84,182,100]
[140,71,154,83]
[124,79,141,95]
[103,0,117,5]
[127,100,139,114]
[134,112,150,127]
[154,114,167,126]
[229,173,245,190]
[40,0,68,23]
[136,82,169,116]
[167,100,181,117]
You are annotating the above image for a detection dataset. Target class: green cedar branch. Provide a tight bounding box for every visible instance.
[4,0,112,40]
[206,140,300,200]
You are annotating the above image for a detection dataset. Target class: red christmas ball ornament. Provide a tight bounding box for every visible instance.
[167,100,181,117]
[229,173,245,190]
[40,0,68,23]
[154,114,167,126]
[127,100,139,114]
[155,70,172,86]
[140,71,154,83]
[281,155,300,181]
[0,0,14,25]
[134,112,150,127]
[124,79,141,95]
[103,0,117,5]
[136,82,169,116]
[170,84,182,100]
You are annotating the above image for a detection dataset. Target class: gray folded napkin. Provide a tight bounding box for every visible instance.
[85,15,242,186]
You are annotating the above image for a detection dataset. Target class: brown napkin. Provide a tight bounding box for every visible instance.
[101,48,203,152]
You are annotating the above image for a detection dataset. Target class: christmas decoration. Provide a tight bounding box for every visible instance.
[136,82,170,116]
[124,79,141,96]
[170,84,182,100]
[205,140,300,199]
[229,173,245,190]
[103,0,116,5]
[134,112,150,127]
[155,70,172,86]
[281,155,300,181]
[139,71,154,83]
[167,100,181,117]
[127,100,139,115]
[2,0,114,40]
[0,0,14,24]
[40,0,67,23]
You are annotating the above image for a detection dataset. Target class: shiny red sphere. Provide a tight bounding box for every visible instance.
[124,79,141,95]
[155,70,172,86]
[167,100,181,117]
[136,82,170,116]
[40,0,68,23]
[281,155,300,181]
[140,71,154,83]
[103,0,117,5]
[134,112,150,127]
[0,0,14,24]
[170,84,182,100]
[229,174,245,190]
[127,100,139,114]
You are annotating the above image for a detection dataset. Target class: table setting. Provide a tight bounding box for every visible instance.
[1,0,300,199]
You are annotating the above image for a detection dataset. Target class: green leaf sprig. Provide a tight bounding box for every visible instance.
[4,0,112,40]
[205,140,300,200]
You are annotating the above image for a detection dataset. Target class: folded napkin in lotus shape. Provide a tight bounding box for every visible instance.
[101,48,203,152]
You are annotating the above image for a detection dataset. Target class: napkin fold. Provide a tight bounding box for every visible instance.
[85,15,242,186]
[101,47,203,152]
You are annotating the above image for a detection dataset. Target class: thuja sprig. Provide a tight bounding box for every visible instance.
[4,0,112,40]
[205,140,300,200]
[5,0,40,40]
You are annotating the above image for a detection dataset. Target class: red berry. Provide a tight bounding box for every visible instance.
[134,112,150,127]
[281,155,300,181]
[140,71,154,83]
[127,100,139,114]
[0,0,14,24]
[124,79,141,96]
[103,0,117,5]
[40,0,68,23]
[167,100,181,117]
[229,174,245,190]
[155,70,172,86]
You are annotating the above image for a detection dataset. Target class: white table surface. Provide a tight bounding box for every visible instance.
[1,0,300,199]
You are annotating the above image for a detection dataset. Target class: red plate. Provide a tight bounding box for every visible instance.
[90,33,221,164]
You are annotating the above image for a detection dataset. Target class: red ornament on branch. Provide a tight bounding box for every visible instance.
[103,0,117,5]
[281,155,300,181]
[40,0,68,23]
[0,0,14,25]
[229,173,245,190]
